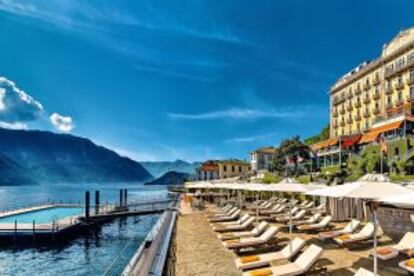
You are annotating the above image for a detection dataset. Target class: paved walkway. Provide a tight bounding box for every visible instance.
[175,211,241,276]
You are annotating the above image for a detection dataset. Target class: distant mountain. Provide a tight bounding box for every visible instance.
[0,128,153,185]
[145,171,190,186]
[140,160,200,178]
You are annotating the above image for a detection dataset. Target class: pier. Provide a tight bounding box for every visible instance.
[0,189,179,240]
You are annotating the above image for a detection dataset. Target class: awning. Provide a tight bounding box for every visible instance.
[341,135,361,149]
[359,120,403,144]
[310,138,338,151]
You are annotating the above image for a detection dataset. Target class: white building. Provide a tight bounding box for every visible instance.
[250,147,277,172]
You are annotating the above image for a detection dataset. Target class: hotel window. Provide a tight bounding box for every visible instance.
[232,166,235,172]
[365,121,369,129]
[410,87,414,99]
[409,53,414,64]
[239,166,242,173]
[223,165,227,172]
[357,123,360,132]
[387,96,392,104]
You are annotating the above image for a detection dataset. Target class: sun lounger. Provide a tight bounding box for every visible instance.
[212,214,250,227]
[334,222,375,246]
[242,244,323,276]
[272,207,299,219]
[277,198,288,204]
[206,206,237,218]
[209,209,241,222]
[276,210,307,223]
[297,215,332,232]
[235,237,306,270]
[222,226,279,250]
[214,217,256,232]
[298,200,309,207]
[308,203,326,213]
[354,268,376,276]
[319,219,361,240]
[218,222,269,240]
[399,258,414,274]
[370,232,414,260]
[300,202,314,209]
[292,213,322,227]
[260,205,286,215]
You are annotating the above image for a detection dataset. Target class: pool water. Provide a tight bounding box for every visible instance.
[0,207,84,224]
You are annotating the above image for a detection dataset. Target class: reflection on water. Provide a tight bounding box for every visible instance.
[0,183,167,276]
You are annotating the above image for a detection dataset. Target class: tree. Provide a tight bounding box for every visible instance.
[279,136,310,175]
[304,125,330,146]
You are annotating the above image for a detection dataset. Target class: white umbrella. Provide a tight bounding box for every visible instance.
[306,175,410,276]
[379,192,414,209]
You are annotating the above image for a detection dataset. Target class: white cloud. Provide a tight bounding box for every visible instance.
[0,121,28,130]
[168,107,303,120]
[0,77,43,122]
[49,113,74,133]
[226,133,278,143]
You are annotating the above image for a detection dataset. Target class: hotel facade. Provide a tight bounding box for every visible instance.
[312,28,414,169]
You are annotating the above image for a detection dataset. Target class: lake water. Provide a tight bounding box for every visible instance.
[0,183,168,275]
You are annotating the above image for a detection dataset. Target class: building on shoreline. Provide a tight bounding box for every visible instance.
[312,27,414,170]
[250,147,277,172]
[196,160,250,180]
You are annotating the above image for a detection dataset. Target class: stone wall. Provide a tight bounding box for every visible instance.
[377,206,414,241]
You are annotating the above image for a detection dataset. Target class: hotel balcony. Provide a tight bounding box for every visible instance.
[373,76,380,85]
[395,98,404,106]
[407,74,414,85]
[346,103,353,111]
[363,82,371,90]
[407,94,414,102]
[385,68,395,78]
[386,101,393,109]
[385,86,393,95]
[354,113,362,121]
[340,107,345,114]
[373,106,381,115]
[340,121,345,127]
[363,96,371,104]
[333,109,338,117]
[332,121,338,129]
[354,100,362,108]
[346,117,353,124]
[363,110,370,118]
[373,90,381,100]
[347,92,353,99]
[355,86,362,95]
[395,81,404,90]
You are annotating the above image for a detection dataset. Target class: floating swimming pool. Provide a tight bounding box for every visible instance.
[0,206,84,224]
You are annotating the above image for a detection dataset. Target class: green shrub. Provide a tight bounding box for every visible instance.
[261,172,282,184]
[296,175,311,184]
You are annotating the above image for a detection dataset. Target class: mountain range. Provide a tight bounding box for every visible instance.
[0,128,153,185]
[145,171,191,186]
[140,160,200,178]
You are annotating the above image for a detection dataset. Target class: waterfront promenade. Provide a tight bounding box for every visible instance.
[174,201,241,275]
[174,201,406,275]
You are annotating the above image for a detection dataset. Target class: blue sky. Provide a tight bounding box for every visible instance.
[0,0,413,162]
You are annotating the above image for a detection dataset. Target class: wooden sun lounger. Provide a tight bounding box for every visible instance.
[370,232,414,260]
[399,258,414,274]
[276,210,307,223]
[235,237,306,270]
[218,222,269,241]
[300,202,314,209]
[222,226,279,250]
[272,207,299,218]
[211,214,250,227]
[292,213,321,227]
[206,206,237,218]
[213,217,255,232]
[319,219,361,240]
[209,210,241,223]
[260,205,286,215]
[297,215,332,232]
[334,222,376,247]
[242,244,324,276]
[354,268,376,276]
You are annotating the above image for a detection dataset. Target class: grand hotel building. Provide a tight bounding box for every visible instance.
[312,28,414,168]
